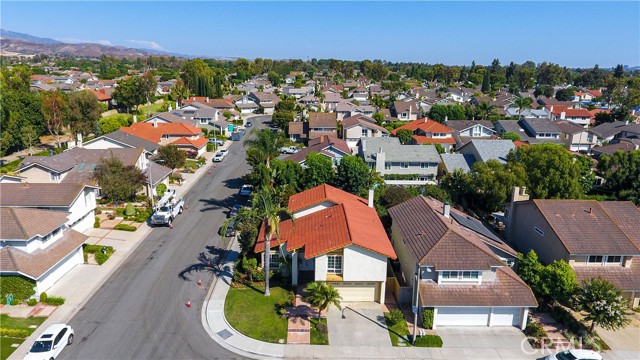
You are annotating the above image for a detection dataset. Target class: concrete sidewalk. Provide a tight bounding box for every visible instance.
[7,141,231,360]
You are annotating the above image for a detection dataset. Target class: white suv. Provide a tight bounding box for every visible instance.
[25,323,74,360]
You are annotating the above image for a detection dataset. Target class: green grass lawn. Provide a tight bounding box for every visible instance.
[309,318,328,345]
[0,315,48,360]
[383,313,411,346]
[224,284,289,343]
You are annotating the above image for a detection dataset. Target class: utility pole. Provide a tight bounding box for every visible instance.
[412,263,420,346]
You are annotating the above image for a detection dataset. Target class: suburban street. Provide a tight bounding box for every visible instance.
[61,117,271,360]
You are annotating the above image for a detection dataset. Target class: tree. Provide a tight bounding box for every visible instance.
[539,260,577,305]
[41,91,67,148]
[380,186,416,209]
[481,69,491,93]
[336,155,373,196]
[501,132,521,141]
[613,64,625,79]
[516,250,544,293]
[428,104,465,122]
[181,59,214,96]
[513,96,532,120]
[433,143,446,154]
[157,144,187,169]
[372,112,385,126]
[112,77,142,113]
[67,91,101,137]
[555,88,574,101]
[534,85,554,98]
[94,157,146,202]
[20,124,39,154]
[303,281,342,321]
[246,129,284,170]
[474,101,496,120]
[140,71,157,117]
[467,160,527,212]
[303,152,335,188]
[597,150,640,203]
[575,277,631,333]
[272,110,295,130]
[507,143,584,199]
[171,78,190,105]
[396,129,413,144]
[575,155,595,195]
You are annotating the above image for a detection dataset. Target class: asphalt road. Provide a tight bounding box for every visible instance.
[63,116,272,360]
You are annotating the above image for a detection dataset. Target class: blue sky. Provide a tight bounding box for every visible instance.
[2,1,639,68]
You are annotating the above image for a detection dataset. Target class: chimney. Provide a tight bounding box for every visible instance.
[512,186,530,203]
[206,97,209,102]
[153,119,158,128]
[588,207,593,214]
[424,118,427,123]
[443,201,450,218]
[76,133,83,148]
[168,104,172,112]
[368,189,374,208]
[560,111,566,120]
[379,147,383,153]
[133,115,137,123]
[445,116,448,122]
[175,101,179,109]
[550,105,554,113]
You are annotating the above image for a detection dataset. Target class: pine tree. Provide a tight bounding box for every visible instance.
[481,70,491,93]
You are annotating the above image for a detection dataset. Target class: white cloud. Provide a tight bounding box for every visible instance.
[127,39,164,51]
[96,40,112,46]
[55,37,112,46]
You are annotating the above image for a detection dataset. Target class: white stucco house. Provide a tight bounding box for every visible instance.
[255,184,397,303]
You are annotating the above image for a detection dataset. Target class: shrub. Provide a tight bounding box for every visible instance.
[0,275,36,301]
[43,296,65,306]
[422,307,434,329]
[84,244,114,265]
[414,334,443,347]
[94,216,101,228]
[124,203,135,216]
[27,298,37,306]
[525,322,546,338]
[39,292,47,302]
[156,183,167,198]
[0,328,31,338]
[114,224,137,232]
[384,308,405,326]
[315,322,328,334]
[10,298,20,305]
[207,143,214,152]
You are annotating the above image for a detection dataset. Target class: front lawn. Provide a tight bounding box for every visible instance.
[383,313,411,346]
[224,284,289,343]
[0,315,47,360]
[309,318,328,345]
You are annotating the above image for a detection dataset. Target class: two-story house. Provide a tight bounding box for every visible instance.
[391,118,456,152]
[0,208,88,296]
[392,100,420,121]
[440,139,516,175]
[308,113,338,139]
[546,105,594,127]
[255,184,397,303]
[351,86,369,101]
[388,196,537,329]
[359,137,441,185]
[233,95,260,114]
[505,188,640,308]
[248,91,281,114]
[554,120,597,152]
[444,120,496,148]
[120,122,208,156]
[285,135,351,166]
[341,114,390,150]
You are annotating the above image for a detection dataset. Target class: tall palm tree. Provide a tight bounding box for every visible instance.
[224,187,292,296]
[474,101,496,120]
[514,96,532,121]
[246,129,284,170]
[303,282,342,321]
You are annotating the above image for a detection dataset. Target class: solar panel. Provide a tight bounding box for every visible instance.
[450,212,503,243]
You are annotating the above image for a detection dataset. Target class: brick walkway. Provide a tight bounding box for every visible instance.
[530,312,572,349]
[0,304,58,318]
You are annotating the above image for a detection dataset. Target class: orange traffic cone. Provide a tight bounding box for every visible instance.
[197,279,202,286]
[186,300,191,308]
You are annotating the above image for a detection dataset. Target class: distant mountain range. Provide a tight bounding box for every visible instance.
[0,29,196,59]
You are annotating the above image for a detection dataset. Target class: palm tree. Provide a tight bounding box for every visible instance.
[246,129,284,170]
[223,187,292,296]
[474,101,496,120]
[171,78,191,106]
[303,282,342,321]
[514,96,532,121]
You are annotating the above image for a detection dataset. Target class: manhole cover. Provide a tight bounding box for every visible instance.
[217,329,233,340]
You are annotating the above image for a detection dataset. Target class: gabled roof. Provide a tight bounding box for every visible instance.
[171,136,208,149]
[440,153,476,173]
[84,130,159,153]
[388,196,516,270]
[286,136,350,163]
[527,200,640,255]
[458,139,516,164]
[256,184,396,259]
[590,121,629,138]
[0,229,87,280]
[288,121,308,137]
[391,118,454,135]
[360,137,441,163]
[120,122,202,144]
[444,120,494,132]
[0,183,91,207]
[554,120,589,134]
[342,114,389,134]
[0,208,69,240]
[309,113,337,128]
[20,148,142,174]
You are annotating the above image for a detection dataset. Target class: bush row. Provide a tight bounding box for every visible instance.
[414,334,443,347]
[114,224,137,231]
[0,328,31,338]
[83,244,114,265]
[0,276,36,301]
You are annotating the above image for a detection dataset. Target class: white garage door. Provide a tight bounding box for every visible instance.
[435,307,490,326]
[330,282,378,302]
[491,307,521,327]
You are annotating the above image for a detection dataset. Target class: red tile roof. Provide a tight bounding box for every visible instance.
[256,184,396,259]
[171,136,208,149]
[87,89,111,101]
[411,135,456,144]
[391,118,454,135]
[587,90,602,97]
[120,122,202,143]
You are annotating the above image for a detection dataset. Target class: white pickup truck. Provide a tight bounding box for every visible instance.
[150,189,184,227]
[280,146,299,154]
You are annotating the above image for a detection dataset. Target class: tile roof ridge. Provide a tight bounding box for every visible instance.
[417,228,451,265]
[10,208,29,239]
[532,199,596,255]
[598,202,640,252]
[5,246,20,271]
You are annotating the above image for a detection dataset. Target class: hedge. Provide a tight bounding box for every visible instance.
[83,244,114,265]
[0,328,31,338]
[114,224,137,231]
[414,334,443,347]
[42,296,65,306]
[0,276,36,301]
[94,216,101,228]
[422,308,434,329]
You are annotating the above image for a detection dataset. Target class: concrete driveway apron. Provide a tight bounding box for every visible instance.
[327,302,392,347]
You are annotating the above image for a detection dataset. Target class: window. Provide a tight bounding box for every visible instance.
[385,163,391,170]
[327,255,343,274]
[534,226,545,236]
[361,129,368,137]
[50,172,60,181]
[53,328,67,346]
[421,163,430,169]
[588,255,603,264]
[606,255,622,264]
[269,252,281,268]
[587,133,594,142]
[400,163,409,169]
[401,112,408,118]
[441,271,479,281]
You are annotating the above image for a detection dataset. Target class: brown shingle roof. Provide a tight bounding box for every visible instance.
[0,229,87,279]
[0,183,86,207]
[288,122,307,137]
[532,200,640,255]
[285,136,350,163]
[0,208,69,240]
[419,267,538,307]
[309,113,337,128]
[574,259,640,291]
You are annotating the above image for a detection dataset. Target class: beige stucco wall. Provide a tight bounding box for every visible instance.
[19,166,62,183]
[390,223,419,286]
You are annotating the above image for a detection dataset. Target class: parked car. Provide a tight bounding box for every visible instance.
[220,219,237,237]
[208,138,224,146]
[219,149,229,157]
[240,184,253,196]
[245,121,253,127]
[280,146,299,154]
[25,323,74,360]
[229,204,242,218]
[212,152,224,162]
[544,350,603,360]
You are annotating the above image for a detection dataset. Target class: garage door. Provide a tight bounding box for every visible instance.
[330,282,378,302]
[435,307,489,326]
[491,307,521,327]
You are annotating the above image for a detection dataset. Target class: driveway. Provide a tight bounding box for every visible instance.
[327,302,391,347]
[596,312,640,351]
[437,327,535,359]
